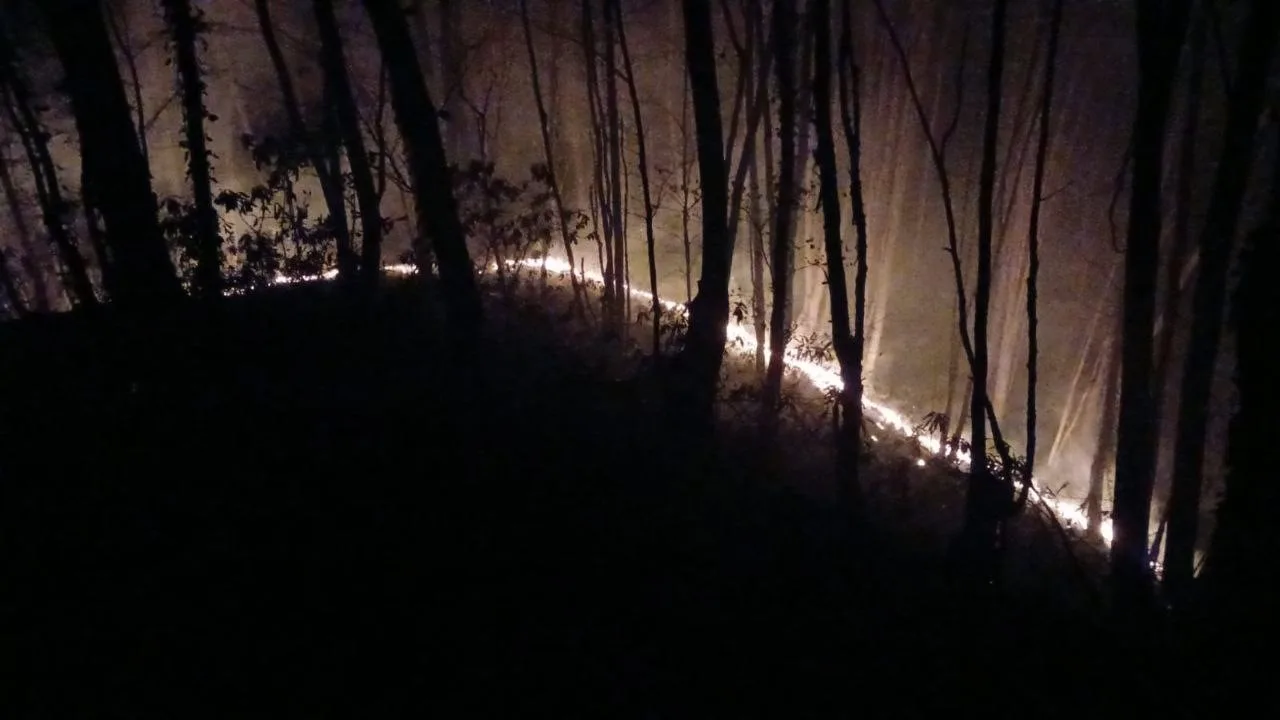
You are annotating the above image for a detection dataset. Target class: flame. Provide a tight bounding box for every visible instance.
[502,257,1115,547]
[255,257,1114,548]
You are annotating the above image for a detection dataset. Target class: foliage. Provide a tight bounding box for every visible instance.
[452,160,590,294]
[160,134,354,291]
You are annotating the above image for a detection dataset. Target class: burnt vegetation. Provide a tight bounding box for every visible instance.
[0,0,1277,715]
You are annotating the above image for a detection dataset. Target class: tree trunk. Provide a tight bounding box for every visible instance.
[519,0,584,314]
[1111,0,1191,618]
[603,4,626,330]
[161,0,221,297]
[1164,0,1278,610]
[0,73,97,307]
[313,0,382,284]
[610,0,660,353]
[253,0,354,282]
[836,0,870,490]
[1198,137,1280,654]
[362,0,482,345]
[810,0,860,501]
[960,0,1009,586]
[1089,326,1122,536]
[762,0,798,424]
[0,148,45,313]
[581,0,616,321]
[1024,0,1065,498]
[40,0,180,309]
[681,66,693,305]
[674,0,732,438]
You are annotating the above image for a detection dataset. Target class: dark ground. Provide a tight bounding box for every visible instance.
[0,280,1213,717]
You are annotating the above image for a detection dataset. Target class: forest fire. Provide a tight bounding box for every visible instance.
[253,255,1113,546]
[505,257,1116,546]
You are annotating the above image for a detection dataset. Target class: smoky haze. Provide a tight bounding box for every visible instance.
[0,0,1239,507]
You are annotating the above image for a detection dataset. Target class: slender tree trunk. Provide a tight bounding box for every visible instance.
[1089,325,1122,536]
[873,1,1015,474]
[582,0,616,320]
[604,5,626,329]
[0,152,25,315]
[254,0,354,281]
[162,0,221,297]
[959,0,1009,586]
[837,0,869,467]
[724,2,772,250]
[363,0,482,345]
[1111,0,1191,618]
[40,2,182,308]
[105,1,150,165]
[1164,0,1278,610]
[313,0,383,284]
[673,0,732,437]
[519,0,584,314]
[810,0,861,501]
[762,0,798,424]
[1151,6,1206,476]
[1025,0,1065,497]
[749,153,766,374]
[1198,138,1280,650]
[610,0,661,353]
[681,67,693,304]
[0,149,44,313]
[0,75,97,307]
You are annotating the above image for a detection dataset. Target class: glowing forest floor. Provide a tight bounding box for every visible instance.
[0,278,1218,716]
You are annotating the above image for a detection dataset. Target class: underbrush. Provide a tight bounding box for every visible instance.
[0,275,1169,716]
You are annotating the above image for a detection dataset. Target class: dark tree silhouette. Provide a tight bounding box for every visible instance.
[1164,0,1278,609]
[673,0,732,437]
[518,0,584,314]
[253,0,354,283]
[1024,0,1065,499]
[1111,0,1191,617]
[313,0,381,285]
[762,0,798,425]
[958,0,1009,585]
[362,0,482,344]
[40,0,182,309]
[837,0,870,501]
[610,0,660,352]
[161,0,221,297]
[0,34,97,307]
[1198,120,1280,652]
[809,0,860,500]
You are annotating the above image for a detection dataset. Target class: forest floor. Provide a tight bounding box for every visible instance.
[0,275,1213,717]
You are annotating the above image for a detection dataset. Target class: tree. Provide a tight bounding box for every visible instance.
[518,0,584,314]
[161,0,221,297]
[0,27,97,307]
[1024,0,1065,508]
[1197,115,1280,655]
[1111,0,1192,617]
[956,0,1009,585]
[610,0,660,352]
[1164,0,1278,610]
[809,0,861,499]
[673,0,732,437]
[762,0,798,425]
[253,0,355,284]
[40,0,182,309]
[313,0,382,284]
[362,0,482,345]
[0,146,48,313]
[836,0,871,501]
